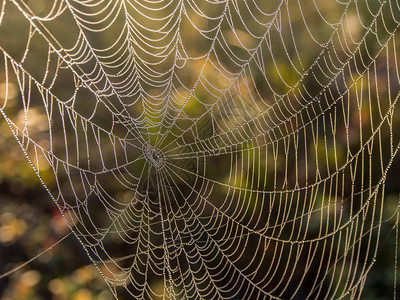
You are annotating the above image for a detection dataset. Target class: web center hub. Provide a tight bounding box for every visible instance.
[143,144,165,170]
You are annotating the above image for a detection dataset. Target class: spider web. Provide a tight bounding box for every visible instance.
[1,0,400,299]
